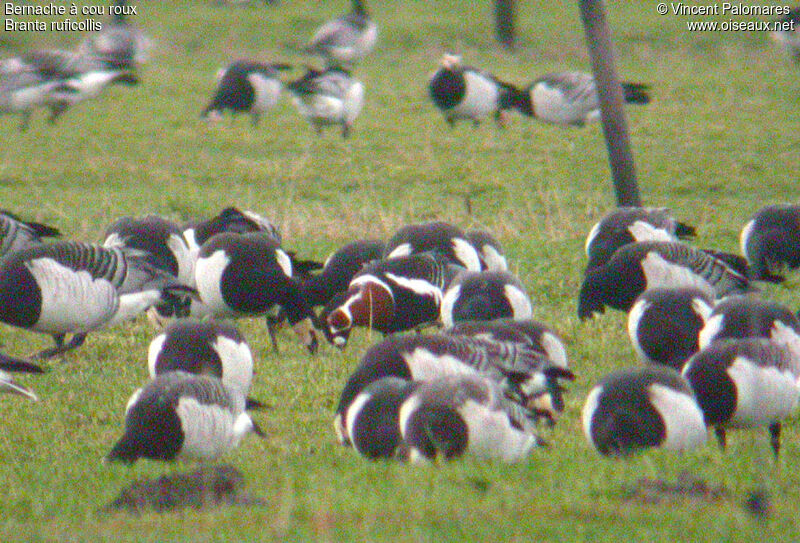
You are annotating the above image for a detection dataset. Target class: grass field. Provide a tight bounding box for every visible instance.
[1,0,800,540]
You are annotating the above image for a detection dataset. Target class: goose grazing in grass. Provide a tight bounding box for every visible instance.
[0,211,60,258]
[202,60,291,126]
[771,7,800,61]
[582,366,707,456]
[698,296,800,350]
[440,270,532,328]
[104,215,194,286]
[77,0,153,69]
[585,207,696,270]
[0,49,138,130]
[194,232,319,353]
[446,318,569,370]
[383,221,481,271]
[466,229,508,272]
[286,66,364,138]
[507,71,650,127]
[682,338,800,457]
[627,288,713,371]
[578,241,751,319]
[324,253,460,348]
[107,372,264,464]
[740,204,800,283]
[0,240,188,359]
[334,333,575,445]
[300,238,385,309]
[0,369,38,401]
[148,320,257,406]
[305,0,378,68]
[345,377,418,459]
[428,53,518,127]
[398,374,544,462]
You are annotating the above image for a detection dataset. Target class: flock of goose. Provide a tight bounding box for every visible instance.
[2,201,800,464]
[1,0,799,474]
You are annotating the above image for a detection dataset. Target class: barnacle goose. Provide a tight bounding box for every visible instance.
[77,0,153,69]
[0,49,138,130]
[398,374,543,462]
[465,229,508,272]
[148,320,256,405]
[104,215,194,286]
[578,241,751,319]
[582,366,706,456]
[683,338,800,456]
[286,66,364,138]
[0,240,187,359]
[507,71,650,127]
[202,60,291,126]
[584,207,695,270]
[428,53,517,127]
[345,377,418,459]
[698,296,800,350]
[305,0,378,68]
[334,333,575,445]
[446,318,569,369]
[383,221,481,271]
[194,232,319,353]
[627,288,713,370]
[107,371,264,463]
[440,270,532,328]
[0,210,60,257]
[740,204,800,283]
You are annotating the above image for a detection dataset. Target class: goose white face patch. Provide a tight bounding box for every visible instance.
[453,71,500,120]
[439,285,461,328]
[585,221,602,255]
[503,285,533,320]
[147,333,167,378]
[167,233,195,286]
[640,252,714,295]
[195,250,234,316]
[581,386,603,449]
[275,249,293,278]
[102,232,125,249]
[697,314,724,350]
[739,219,755,258]
[627,299,651,362]
[213,336,254,394]
[481,246,508,272]
[648,384,707,451]
[345,391,373,452]
[451,238,481,271]
[627,221,674,243]
[539,332,568,369]
[386,243,412,259]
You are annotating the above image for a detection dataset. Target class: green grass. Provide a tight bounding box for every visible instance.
[1,0,800,540]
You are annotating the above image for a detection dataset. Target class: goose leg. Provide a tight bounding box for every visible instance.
[714,426,727,450]
[33,333,87,360]
[769,422,781,458]
[266,315,280,353]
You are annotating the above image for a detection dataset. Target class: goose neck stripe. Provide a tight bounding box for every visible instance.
[384,273,442,302]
